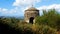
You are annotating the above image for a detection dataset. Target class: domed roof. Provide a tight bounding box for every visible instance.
[25,7,39,11]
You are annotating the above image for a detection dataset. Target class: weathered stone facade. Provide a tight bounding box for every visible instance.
[24,7,39,24]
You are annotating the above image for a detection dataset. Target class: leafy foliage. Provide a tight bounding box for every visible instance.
[35,9,60,30]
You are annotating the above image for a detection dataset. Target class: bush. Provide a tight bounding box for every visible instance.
[15,23,57,34]
[35,9,60,30]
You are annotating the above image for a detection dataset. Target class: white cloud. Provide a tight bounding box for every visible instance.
[36,4,60,15]
[0,8,8,14]
[38,4,60,11]
[0,8,17,14]
[0,7,24,16]
[2,8,8,11]
[0,8,1,10]
[13,0,41,7]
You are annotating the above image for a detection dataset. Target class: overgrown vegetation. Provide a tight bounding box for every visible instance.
[35,9,60,31]
[0,9,60,34]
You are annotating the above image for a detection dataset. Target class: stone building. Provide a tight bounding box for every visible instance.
[24,7,39,24]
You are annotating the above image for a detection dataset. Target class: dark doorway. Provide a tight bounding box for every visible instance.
[29,17,34,24]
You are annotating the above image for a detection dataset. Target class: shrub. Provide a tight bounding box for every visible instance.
[15,23,57,34]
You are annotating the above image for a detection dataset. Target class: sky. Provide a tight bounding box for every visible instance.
[0,0,60,17]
